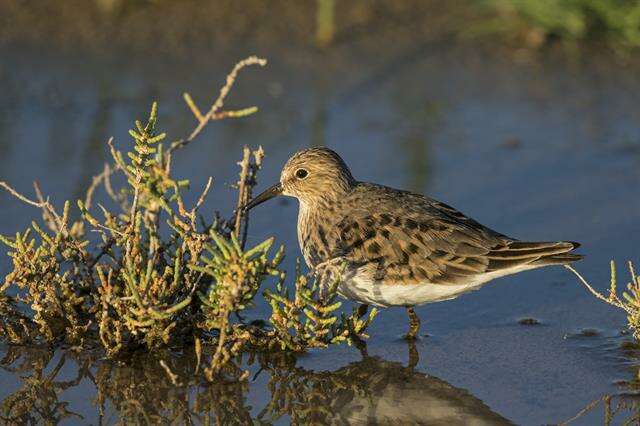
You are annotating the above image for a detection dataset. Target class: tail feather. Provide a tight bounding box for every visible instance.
[495,241,580,251]
[530,252,584,267]
[487,241,582,272]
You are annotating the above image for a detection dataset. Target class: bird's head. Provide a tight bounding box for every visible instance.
[244,147,356,211]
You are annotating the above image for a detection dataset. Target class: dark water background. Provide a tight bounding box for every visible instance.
[1,2,640,424]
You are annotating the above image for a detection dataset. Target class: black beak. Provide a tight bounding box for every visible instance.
[243,183,283,212]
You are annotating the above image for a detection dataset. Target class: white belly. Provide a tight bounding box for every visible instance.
[337,278,480,307]
[335,265,541,307]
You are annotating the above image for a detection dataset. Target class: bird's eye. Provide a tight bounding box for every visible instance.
[295,168,308,179]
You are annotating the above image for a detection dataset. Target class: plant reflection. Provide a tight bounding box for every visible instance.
[559,394,640,425]
[557,340,640,425]
[0,347,87,424]
[0,342,514,425]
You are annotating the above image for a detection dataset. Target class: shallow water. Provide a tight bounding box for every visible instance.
[1,5,640,425]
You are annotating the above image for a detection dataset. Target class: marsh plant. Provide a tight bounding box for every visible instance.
[566,261,640,339]
[0,56,376,379]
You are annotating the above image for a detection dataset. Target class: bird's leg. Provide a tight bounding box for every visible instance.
[407,339,419,369]
[405,307,421,340]
[356,303,369,318]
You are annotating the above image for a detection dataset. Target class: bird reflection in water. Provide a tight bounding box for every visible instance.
[257,340,513,425]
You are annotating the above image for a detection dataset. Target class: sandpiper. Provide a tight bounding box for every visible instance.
[245,148,582,339]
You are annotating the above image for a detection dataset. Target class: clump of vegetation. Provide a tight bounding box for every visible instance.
[0,56,376,380]
[480,0,640,49]
[566,261,640,338]
[265,260,377,352]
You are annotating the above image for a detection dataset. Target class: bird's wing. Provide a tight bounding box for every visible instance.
[330,184,578,286]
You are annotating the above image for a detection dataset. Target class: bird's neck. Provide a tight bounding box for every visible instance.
[297,197,341,269]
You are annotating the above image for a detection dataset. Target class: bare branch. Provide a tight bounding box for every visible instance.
[233,146,264,249]
[195,177,214,211]
[169,56,267,154]
[0,181,49,209]
[564,264,626,310]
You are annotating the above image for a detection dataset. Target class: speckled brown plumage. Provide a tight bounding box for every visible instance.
[299,182,580,285]
[246,147,583,339]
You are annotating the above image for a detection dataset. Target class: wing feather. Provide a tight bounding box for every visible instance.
[327,183,580,285]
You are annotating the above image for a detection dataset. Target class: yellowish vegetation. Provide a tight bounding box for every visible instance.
[566,261,640,338]
[0,56,375,380]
